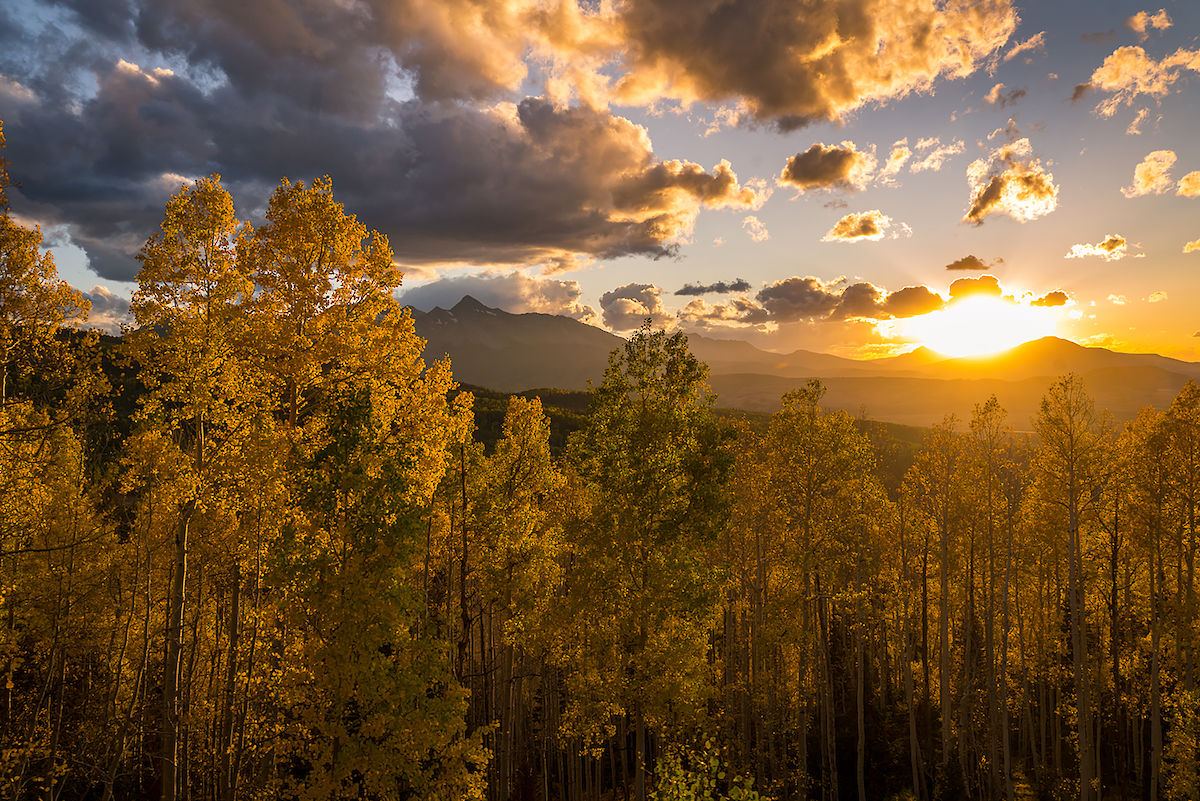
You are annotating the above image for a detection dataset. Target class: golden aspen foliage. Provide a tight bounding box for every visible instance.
[242,176,415,433]
[0,121,90,412]
[558,323,734,800]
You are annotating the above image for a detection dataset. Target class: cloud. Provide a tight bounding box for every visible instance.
[984,82,1026,108]
[777,142,875,193]
[1125,107,1150,135]
[680,275,998,332]
[400,272,597,322]
[1125,9,1172,41]
[1122,149,1177,197]
[754,276,942,323]
[1185,238,1200,254]
[1089,45,1200,117]
[3,63,763,279]
[822,210,910,242]
[0,0,1020,133]
[1070,82,1094,103]
[1081,30,1117,45]
[742,215,770,242]
[80,286,131,334]
[0,3,785,281]
[0,75,37,104]
[964,138,1059,224]
[876,285,946,318]
[945,254,1003,271]
[1108,294,1127,305]
[1149,290,1167,303]
[878,140,912,184]
[948,274,1004,302]
[1003,31,1045,62]
[1177,171,1200,198]
[678,296,772,328]
[675,278,752,296]
[756,276,842,321]
[611,0,1018,127]
[1031,290,1070,307]
[598,282,673,330]
[910,138,965,173]
[1064,234,1128,261]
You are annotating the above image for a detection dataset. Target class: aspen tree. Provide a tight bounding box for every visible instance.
[1034,375,1113,801]
[564,323,733,801]
[126,175,258,801]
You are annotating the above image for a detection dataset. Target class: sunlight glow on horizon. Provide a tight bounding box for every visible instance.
[880,295,1062,358]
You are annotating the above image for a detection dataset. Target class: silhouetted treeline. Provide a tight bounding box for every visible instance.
[3,129,1199,801]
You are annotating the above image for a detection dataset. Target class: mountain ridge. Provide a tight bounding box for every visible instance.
[409,296,1200,423]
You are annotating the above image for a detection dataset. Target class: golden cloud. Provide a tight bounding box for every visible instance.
[609,0,1018,126]
[679,296,772,328]
[1031,290,1070,307]
[1125,9,1172,40]
[1122,149,1177,197]
[1177,171,1200,198]
[753,276,943,323]
[778,142,876,192]
[598,282,673,330]
[878,140,912,183]
[945,254,1003,271]
[948,274,1004,302]
[742,215,770,242]
[822,210,911,242]
[1090,45,1200,117]
[1184,237,1200,254]
[984,82,1026,107]
[1065,234,1128,261]
[910,138,966,173]
[1003,31,1045,62]
[964,138,1059,224]
[1125,107,1150,135]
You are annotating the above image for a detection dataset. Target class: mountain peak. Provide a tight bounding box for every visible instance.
[452,295,492,313]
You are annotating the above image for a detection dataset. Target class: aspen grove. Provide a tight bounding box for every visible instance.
[4,133,1200,801]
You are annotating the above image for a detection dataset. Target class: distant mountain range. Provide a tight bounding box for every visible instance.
[411,296,1200,428]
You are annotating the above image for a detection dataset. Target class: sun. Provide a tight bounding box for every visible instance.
[884,295,1061,358]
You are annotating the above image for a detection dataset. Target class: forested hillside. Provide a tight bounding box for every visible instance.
[4,141,1200,801]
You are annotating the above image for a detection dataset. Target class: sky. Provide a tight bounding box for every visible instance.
[1,0,1198,358]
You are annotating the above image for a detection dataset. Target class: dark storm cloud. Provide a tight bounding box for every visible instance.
[80,285,132,334]
[675,279,752,296]
[1,0,767,281]
[2,58,759,280]
[1,0,1023,283]
[126,0,539,109]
